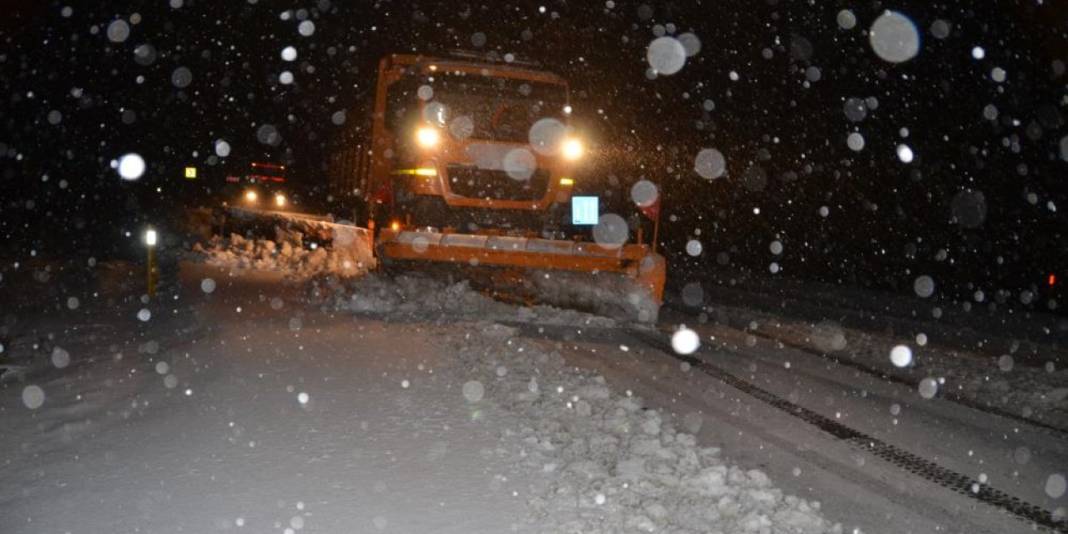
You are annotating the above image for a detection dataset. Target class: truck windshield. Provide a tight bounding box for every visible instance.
[422,72,568,143]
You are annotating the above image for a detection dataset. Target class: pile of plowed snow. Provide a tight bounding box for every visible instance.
[324,273,619,328]
[456,322,840,533]
[193,226,374,280]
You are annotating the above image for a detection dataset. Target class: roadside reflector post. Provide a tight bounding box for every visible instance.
[145,228,158,297]
[184,166,197,179]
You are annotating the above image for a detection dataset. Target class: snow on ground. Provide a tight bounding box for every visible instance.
[697,301,1068,431]
[319,270,838,531]
[0,262,838,533]
[678,273,1068,430]
[455,321,840,533]
[692,270,1067,363]
[193,224,374,280]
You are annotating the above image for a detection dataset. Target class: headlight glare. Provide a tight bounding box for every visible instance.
[561,137,584,161]
[415,126,440,149]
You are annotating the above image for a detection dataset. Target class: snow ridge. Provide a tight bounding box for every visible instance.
[192,227,374,280]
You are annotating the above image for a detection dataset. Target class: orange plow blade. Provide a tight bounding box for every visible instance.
[377,229,665,322]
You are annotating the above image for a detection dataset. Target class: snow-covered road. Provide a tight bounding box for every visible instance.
[1,265,535,533]
[1,260,1064,533]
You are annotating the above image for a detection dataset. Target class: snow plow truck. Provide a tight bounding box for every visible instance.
[236,52,666,322]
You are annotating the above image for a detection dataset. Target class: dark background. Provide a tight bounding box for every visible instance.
[1,1,1065,312]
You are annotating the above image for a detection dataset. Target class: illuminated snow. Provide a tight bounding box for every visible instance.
[671,327,700,355]
[918,377,939,399]
[214,140,231,158]
[930,19,951,39]
[117,153,146,180]
[51,347,71,369]
[693,148,726,179]
[847,132,865,151]
[890,345,913,367]
[836,10,856,30]
[21,385,45,409]
[913,275,935,298]
[869,11,920,63]
[106,19,130,43]
[896,144,914,163]
[528,118,566,155]
[646,36,686,75]
[171,66,193,88]
[630,180,658,207]
[843,98,867,122]
[462,380,485,402]
[1047,474,1067,499]
[677,32,701,57]
[592,213,628,249]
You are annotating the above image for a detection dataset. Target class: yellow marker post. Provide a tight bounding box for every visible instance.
[145,229,158,297]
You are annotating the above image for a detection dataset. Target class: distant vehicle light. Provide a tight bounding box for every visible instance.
[415,126,440,149]
[244,190,258,203]
[144,229,158,247]
[559,177,574,186]
[561,138,584,161]
[390,220,401,232]
[274,193,287,207]
[563,105,573,115]
[1051,273,1057,287]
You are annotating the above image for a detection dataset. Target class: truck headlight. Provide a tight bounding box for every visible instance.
[415,126,440,149]
[244,190,258,203]
[561,138,584,161]
[274,193,287,207]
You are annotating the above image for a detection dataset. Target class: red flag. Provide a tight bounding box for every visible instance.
[639,197,660,221]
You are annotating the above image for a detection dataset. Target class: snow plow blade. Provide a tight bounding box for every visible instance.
[377,229,665,323]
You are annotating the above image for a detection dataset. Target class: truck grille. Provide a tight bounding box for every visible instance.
[446,166,550,201]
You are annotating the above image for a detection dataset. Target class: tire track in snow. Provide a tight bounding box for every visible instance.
[742,327,1068,439]
[664,302,1068,437]
[624,327,1068,534]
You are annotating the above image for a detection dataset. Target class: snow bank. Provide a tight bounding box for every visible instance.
[193,225,374,280]
[327,273,619,328]
[456,322,840,533]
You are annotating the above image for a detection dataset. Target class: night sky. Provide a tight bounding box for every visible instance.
[1,1,1065,312]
